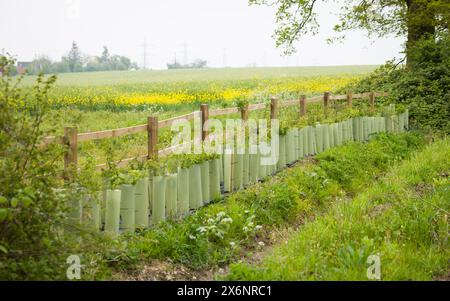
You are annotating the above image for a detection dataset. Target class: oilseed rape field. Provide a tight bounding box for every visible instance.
[25,66,377,113]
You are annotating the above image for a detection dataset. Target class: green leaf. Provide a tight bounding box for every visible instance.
[0,208,8,221]
[0,244,8,254]
[0,196,7,204]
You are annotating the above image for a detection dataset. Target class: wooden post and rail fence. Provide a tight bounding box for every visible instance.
[42,91,388,174]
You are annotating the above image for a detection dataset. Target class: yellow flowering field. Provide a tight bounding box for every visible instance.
[46,75,361,110]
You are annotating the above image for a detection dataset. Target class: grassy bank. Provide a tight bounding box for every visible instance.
[226,137,449,280]
[115,132,425,275]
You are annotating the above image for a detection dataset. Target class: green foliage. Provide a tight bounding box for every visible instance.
[0,55,64,254]
[250,0,450,58]
[226,137,449,280]
[339,34,450,133]
[316,132,425,191]
[0,55,127,280]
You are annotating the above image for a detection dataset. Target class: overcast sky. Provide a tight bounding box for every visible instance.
[0,0,405,69]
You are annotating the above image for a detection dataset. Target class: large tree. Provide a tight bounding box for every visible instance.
[250,0,450,67]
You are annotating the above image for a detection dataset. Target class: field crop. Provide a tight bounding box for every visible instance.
[22,66,376,112]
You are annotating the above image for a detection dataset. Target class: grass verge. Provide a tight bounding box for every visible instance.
[115,132,425,275]
[225,137,449,280]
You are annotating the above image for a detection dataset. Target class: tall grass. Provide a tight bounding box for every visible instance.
[226,137,449,280]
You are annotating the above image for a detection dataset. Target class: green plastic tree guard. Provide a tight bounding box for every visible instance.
[323,124,330,151]
[120,184,135,233]
[105,189,121,236]
[82,194,101,231]
[328,124,335,148]
[134,177,149,229]
[385,115,393,133]
[286,130,295,164]
[333,123,340,146]
[259,157,267,179]
[249,152,259,183]
[243,150,250,186]
[405,109,409,129]
[68,194,82,225]
[297,128,304,159]
[302,127,309,156]
[233,153,244,190]
[315,125,324,153]
[308,126,314,155]
[219,153,223,183]
[165,174,178,219]
[177,167,190,217]
[189,164,203,209]
[152,175,166,224]
[344,119,349,142]
[352,117,360,142]
[223,152,232,193]
[209,159,221,201]
[200,161,210,203]
[277,135,286,170]
[399,113,405,132]
[363,117,368,141]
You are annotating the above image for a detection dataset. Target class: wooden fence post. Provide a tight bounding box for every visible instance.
[347,90,353,108]
[64,126,77,179]
[270,97,278,119]
[369,91,375,111]
[200,104,209,141]
[147,116,158,159]
[323,92,330,117]
[240,104,249,122]
[299,95,306,117]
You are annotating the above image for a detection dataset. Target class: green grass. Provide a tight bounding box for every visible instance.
[225,137,449,280]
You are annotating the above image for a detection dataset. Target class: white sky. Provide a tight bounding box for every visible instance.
[0,0,405,69]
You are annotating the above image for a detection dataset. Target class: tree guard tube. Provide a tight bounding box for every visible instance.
[134,177,149,229]
[209,159,221,201]
[152,175,166,224]
[177,167,190,217]
[277,134,287,170]
[105,189,121,236]
[189,164,203,209]
[200,161,210,204]
[165,174,178,219]
[119,184,135,233]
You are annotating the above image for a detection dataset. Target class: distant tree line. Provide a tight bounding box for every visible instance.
[167,59,207,70]
[24,41,138,75]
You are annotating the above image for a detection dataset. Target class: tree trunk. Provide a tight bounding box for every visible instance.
[405,0,436,67]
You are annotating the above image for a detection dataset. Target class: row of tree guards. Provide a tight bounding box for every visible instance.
[60,91,383,173]
[70,107,409,236]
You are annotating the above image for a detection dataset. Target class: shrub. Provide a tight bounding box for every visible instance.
[338,34,450,133]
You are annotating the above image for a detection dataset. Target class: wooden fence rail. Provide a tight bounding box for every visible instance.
[43,91,388,172]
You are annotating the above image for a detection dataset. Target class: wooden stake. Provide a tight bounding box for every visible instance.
[323,92,330,117]
[346,90,353,108]
[369,91,375,111]
[240,104,249,122]
[270,97,278,119]
[147,116,158,159]
[200,104,209,141]
[64,126,77,179]
[299,95,306,117]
